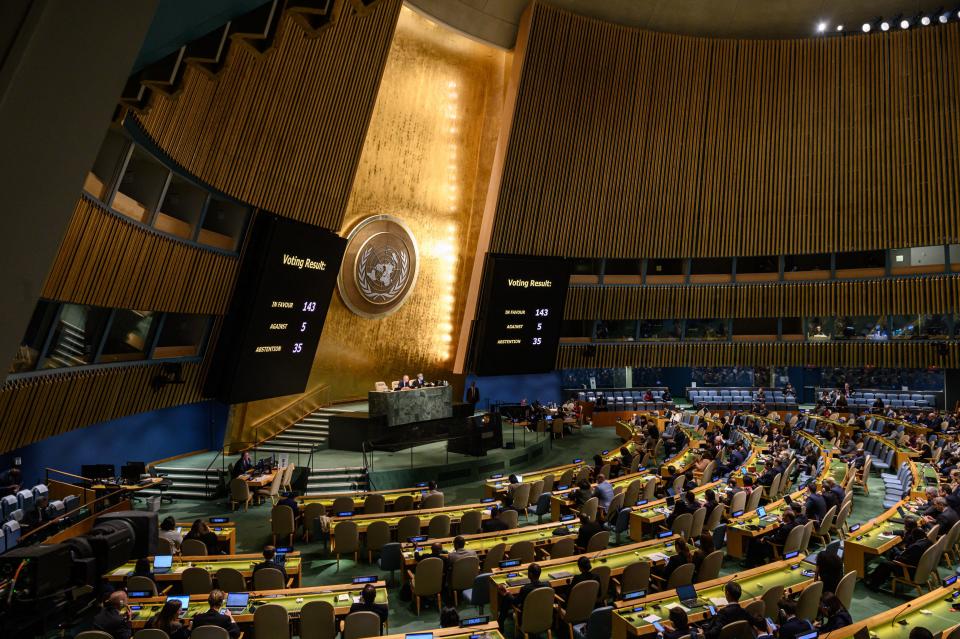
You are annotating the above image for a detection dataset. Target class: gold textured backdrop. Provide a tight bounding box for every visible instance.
[238,7,509,433]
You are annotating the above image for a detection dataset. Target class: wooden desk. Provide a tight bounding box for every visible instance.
[400,520,580,568]
[328,503,492,546]
[245,470,278,488]
[821,585,960,639]
[842,498,925,577]
[88,477,163,492]
[175,521,236,554]
[381,623,503,639]
[298,487,425,511]
[488,536,680,617]
[548,471,659,522]
[725,489,807,558]
[910,461,940,498]
[107,552,302,587]
[482,462,583,499]
[611,557,816,638]
[628,480,723,541]
[127,581,384,627]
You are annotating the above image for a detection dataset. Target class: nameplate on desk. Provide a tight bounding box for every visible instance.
[210,517,230,524]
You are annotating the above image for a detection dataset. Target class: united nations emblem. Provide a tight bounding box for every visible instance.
[338,215,419,318]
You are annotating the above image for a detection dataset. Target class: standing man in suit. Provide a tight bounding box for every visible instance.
[192,590,241,638]
[466,381,480,411]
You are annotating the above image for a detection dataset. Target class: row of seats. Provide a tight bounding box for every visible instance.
[1,484,82,553]
[818,387,938,410]
[864,438,894,472]
[882,462,917,509]
[689,389,797,410]
[577,389,674,411]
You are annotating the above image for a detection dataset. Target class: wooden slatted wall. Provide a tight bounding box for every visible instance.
[492,3,960,258]
[41,197,238,314]
[0,362,204,452]
[558,342,960,369]
[135,0,402,230]
[564,275,960,320]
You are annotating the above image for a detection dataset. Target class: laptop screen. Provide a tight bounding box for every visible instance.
[676,584,696,601]
[756,506,767,518]
[797,633,818,639]
[515,475,523,482]
[153,555,173,570]
[167,595,190,611]
[405,634,434,639]
[226,593,249,608]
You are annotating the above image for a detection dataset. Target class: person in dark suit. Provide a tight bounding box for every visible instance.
[465,381,480,409]
[569,556,600,589]
[815,547,844,595]
[277,492,301,521]
[775,599,815,639]
[866,527,931,590]
[924,497,959,535]
[654,537,693,584]
[663,606,692,639]
[575,513,604,551]
[702,489,721,522]
[745,510,797,568]
[700,582,762,639]
[816,593,853,634]
[497,563,550,626]
[804,485,827,523]
[396,375,412,390]
[822,477,845,512]
[231,451,253,477]
[665,490,700,529]
[349,584,389,628]
[185,519,221,554]
[481,505,511,532]
[410,373,427,388]
[192,590,241,638]
[253,545,287,582]
[93,591,132,639]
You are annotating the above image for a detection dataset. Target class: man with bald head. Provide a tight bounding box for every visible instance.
[93,591,132,639]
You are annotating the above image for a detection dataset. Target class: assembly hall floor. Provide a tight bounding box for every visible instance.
[140,426,915,636]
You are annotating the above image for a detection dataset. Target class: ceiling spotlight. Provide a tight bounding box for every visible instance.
[817,21,828,33]
[836,24,844,31]
[862,22,872,32]
[880,20,890,31]
[939,12,950,23]
[921,15,932,25]
[901,18,911,28]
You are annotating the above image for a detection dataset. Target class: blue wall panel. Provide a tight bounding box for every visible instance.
[464,372,564,410]
[1,401,227,487]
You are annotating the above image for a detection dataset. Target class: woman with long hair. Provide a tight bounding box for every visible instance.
[146,599,190,639]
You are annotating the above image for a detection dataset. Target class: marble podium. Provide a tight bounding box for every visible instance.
[368,385,453,427]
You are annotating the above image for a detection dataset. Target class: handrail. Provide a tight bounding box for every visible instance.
[45,467,93,483]
[233,382,331,453]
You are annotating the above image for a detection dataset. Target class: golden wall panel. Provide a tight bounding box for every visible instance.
[564,275,960,320]
[557,342,960,369]
[235,7,509,433]
[42,197,238,314]
[0,362,204,453]
[491,3,960,258]
[135,0,403,231]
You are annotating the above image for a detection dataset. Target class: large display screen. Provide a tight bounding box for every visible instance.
[470,255,570,376]
[205,212,346,403]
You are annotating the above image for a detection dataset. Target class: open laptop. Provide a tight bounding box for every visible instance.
[166,595,190,618]
[676,584,709,608]
[153,555,173,575]
[226,592,249,613]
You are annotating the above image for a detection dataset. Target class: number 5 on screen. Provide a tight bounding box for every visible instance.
[301,322,307,332]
